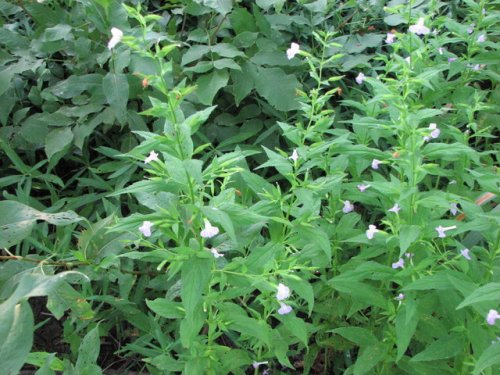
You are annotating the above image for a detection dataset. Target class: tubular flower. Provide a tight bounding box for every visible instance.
[200,219,219,239]
[144,150,159,164]
[355,72,365,85]
[388,203,401,214]
[276,283,291,301]
[460,248,471,260]
[343,200,354,214]
[139,221,153,237]
[435,225,457,238]
[278,302,293,315]
[107,27,123,49]
[366,224,379,240]
[409,18,430,35]
[392,258,405,269]
[487,309,500,325]
[286,43,300,59]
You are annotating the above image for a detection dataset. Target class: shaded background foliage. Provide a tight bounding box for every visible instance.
[0,0,499,374]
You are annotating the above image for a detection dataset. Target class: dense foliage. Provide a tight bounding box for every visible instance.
[0,0,499,374]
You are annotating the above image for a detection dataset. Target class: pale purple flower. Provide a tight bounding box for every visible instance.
[253,361,269,369]
[477,34,486,43]
[276,283,291,301]
[289,149,299,162]
[388,203,401,214]
[357,184,370,192]
[460,248,471,260]
[467,24,475,34]
[470,64,484,71]
[435,225,457,238]
[210,248,224,258]
[108,27,123,49]
[386,32,396,44]
[355,72,365,85]
[200,219,219,238]
[450,203,459,216]
[395,293,405,301]
[371,159,381,170]
[144,150,159,164]
[409,18,430,35]
[487,309,500,325]
[392,258,405,269]
[139,221,153,237]
[286,42,300,60]
[278,302,293,315]
[438,47,444,55]
[366,224,379,240]
[429,123,440,138]
[342,200,354,214]
[448,57,457,63]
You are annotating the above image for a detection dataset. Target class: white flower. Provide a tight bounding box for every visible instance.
[200,219,219,239]
[424,123,440,141]
[278,302,293,315]
[405,252,414,258]
[357,184,370,192]
[342,200,354,214]
[487,309,500,325]
[477,34,486,43]
[392,258,405,269]
[371,159,381,170]
[286,42,300,60]
[409,18,430,35]
[438,47,444,55]
[276,283,290,301]
[366,224,378,240]
[460,248,471,260]
[253,361,269,369]
[388,203,401,214]
[435,225,457,238]
[289,149,299,162]
[144,150,159,164]
[467,24,475,34]
[404,56,411,64]
[386,32,396,44]
[355,72,365,85]
[210,248,224,258]
[395,293,405,301]
[450,203,458,216]
[107,27,123,50]
[139,221,153,237]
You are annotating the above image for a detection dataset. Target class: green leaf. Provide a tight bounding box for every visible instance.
[473,343,500,375]
[0,300,34,375]
[0,201,82,248]
[103,72,129,122]
[456,283,500,309]
[410,334,463,362]
[399,225,421,255]
[75,325,102,375]
[353,343,388,375]
[395,305,418,361]
[331,327,377,347]
[200,0,232,15]
[254,67,301,111]
[196,69,229,105]
[279,314,309,347]
[146,299,185,319]
[230,7,257,33]
[45,127,74,160]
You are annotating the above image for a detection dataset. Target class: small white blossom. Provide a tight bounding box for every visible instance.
[395,293,405,301]
[386,32,396,44]
[477,34,486,43]
[366,224,379,240]
[210,248,224,258]
[355,72,365,85]
[289,149,299,162]
[252,361,269,369]
[409,18,430,35]
[139,221,153,237]
[107,27,123,49]
[342,200,354,214]
[200,219,219,239]
[450,203,459,216]
[435,225,457,238]
[278,302,293,315]
[467,24,475,34]
[392,258,405,269]
[286,42,300,60]
[276,283,290,301]
[388,203,401,214]
[405,252,414,259]
[371,159,381,170]
[357,184,371,192]
[144,150,159,164]
[460,248,472,260]
[487,309,500,325]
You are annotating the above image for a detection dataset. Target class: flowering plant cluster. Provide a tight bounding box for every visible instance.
[0,1,498,375]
